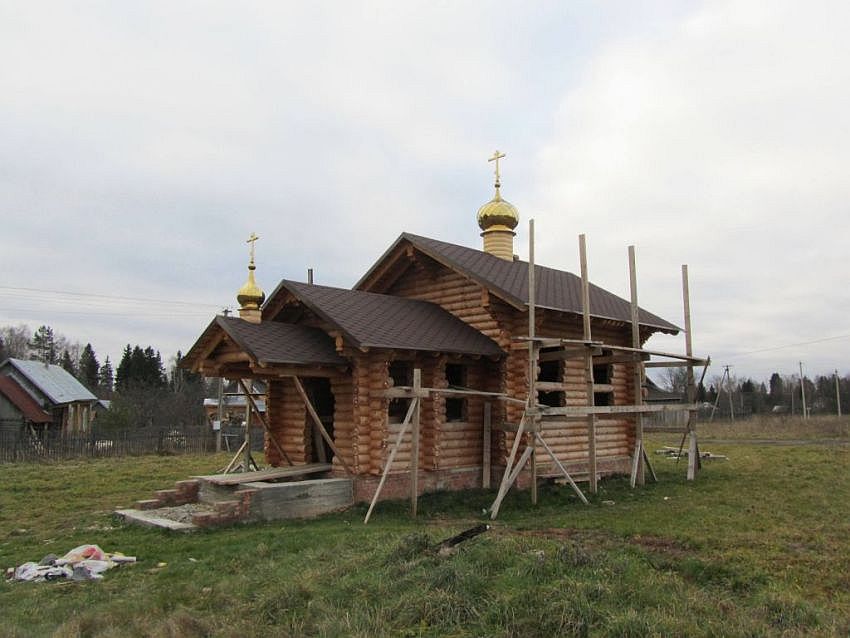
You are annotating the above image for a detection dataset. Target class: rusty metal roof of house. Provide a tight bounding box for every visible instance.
[1,358,97,405]
[206,316,347,367]
[270,280,504,356]
[0,375,52,423]
[357,233,680,334]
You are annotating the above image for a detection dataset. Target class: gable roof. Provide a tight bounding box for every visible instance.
[0,375,52,423]
[356,233,679,334]
[0,358,97,405]
[265,280,504,357]
[216,316,347,366]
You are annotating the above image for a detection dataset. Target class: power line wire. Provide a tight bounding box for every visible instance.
[0,286,223,308]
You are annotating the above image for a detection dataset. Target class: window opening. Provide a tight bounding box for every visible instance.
[445,363,468,422]
[537,348,565,407]
[388,361,413,423]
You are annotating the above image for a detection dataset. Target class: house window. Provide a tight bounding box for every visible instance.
[388,361,413,422]
[537,353,564,407]
[445,363,467,422]
[593,352,613,407]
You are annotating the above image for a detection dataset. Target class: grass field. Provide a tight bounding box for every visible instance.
[1,427,848,637]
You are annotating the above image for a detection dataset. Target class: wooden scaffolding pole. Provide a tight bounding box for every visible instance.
[579,234,598,494]
[237,379,293,467]
[482,402,492,489]
[363,388,420,524]
[628,246,654,487]
[410,368,421,517]
[528,218,538,505]
[682,265,700,480]
[293,376,351,474]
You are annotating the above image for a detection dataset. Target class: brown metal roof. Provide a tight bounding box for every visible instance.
[273,280,504,356]
[0,375,52,423]
[215,316,347,367]
[357,233,680,334]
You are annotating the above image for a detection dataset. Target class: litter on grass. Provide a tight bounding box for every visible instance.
[6,544,136,583]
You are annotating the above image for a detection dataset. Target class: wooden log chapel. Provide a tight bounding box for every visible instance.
[181,151,708,520]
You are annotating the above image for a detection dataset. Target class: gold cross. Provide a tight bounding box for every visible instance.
[488,150,506,185]
[246,232,259,263]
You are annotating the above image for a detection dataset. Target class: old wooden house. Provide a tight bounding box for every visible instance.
[0,358,98,435]
[181,156,703,521]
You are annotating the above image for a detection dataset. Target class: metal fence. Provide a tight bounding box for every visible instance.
[0,425,216,463]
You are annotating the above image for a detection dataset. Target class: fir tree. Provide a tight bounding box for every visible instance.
[60,350,76,375]
[98,356,114,397]
[78,343,100,392]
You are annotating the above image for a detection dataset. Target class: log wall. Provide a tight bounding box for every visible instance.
[265,378,309,465]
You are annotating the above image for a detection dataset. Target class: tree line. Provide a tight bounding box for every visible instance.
[0,324,209,429]
[660,366,849,417]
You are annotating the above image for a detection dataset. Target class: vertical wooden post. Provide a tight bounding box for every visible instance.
[483,401,492,489]
[836,370,842,418]
[799,362,808,420]
[682,265,698,480]
[579,234,597,494]
[243,379,252,472]
[411,368,421,517]
[628,246,644,486]
[528,219,538,505]
[216,377,224,453]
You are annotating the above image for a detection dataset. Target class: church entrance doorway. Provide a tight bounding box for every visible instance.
[303,377,335,463]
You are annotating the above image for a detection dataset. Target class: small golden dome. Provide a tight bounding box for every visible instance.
[237,266,265,310]
[477,192,519,231]
[237,232,265,313]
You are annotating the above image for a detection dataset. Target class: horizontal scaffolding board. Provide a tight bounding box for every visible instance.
[514,336,706,364]
[541,403,700,416]
[381,386,525,404]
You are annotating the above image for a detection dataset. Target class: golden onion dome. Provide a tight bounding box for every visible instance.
[477,191,519,231]
[237,233,265,311]
[237,265,265,310]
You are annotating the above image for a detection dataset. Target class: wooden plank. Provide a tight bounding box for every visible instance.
[542,403,701,416]
[683,264,698,481]
[593,383,615,393]
[293,376,351,474]
[198,463,333,485]
[535,381,567,392]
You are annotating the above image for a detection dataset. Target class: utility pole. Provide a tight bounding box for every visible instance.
[836,370,842,418]
[799,362,808,420]
[726,365,735,421]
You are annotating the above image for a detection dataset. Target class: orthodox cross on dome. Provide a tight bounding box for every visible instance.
[488,150,506,189]
[246,232,259,265]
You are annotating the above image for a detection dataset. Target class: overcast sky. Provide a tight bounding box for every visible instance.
[1,0,848,384]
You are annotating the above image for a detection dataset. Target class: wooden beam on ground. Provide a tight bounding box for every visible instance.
[411,368,421,517]
[364,397,418,524]
[237,379,293,467]
[293,376,351,474]
[579,233,598,495]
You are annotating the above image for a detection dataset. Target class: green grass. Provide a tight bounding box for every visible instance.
[1,438,849,637]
